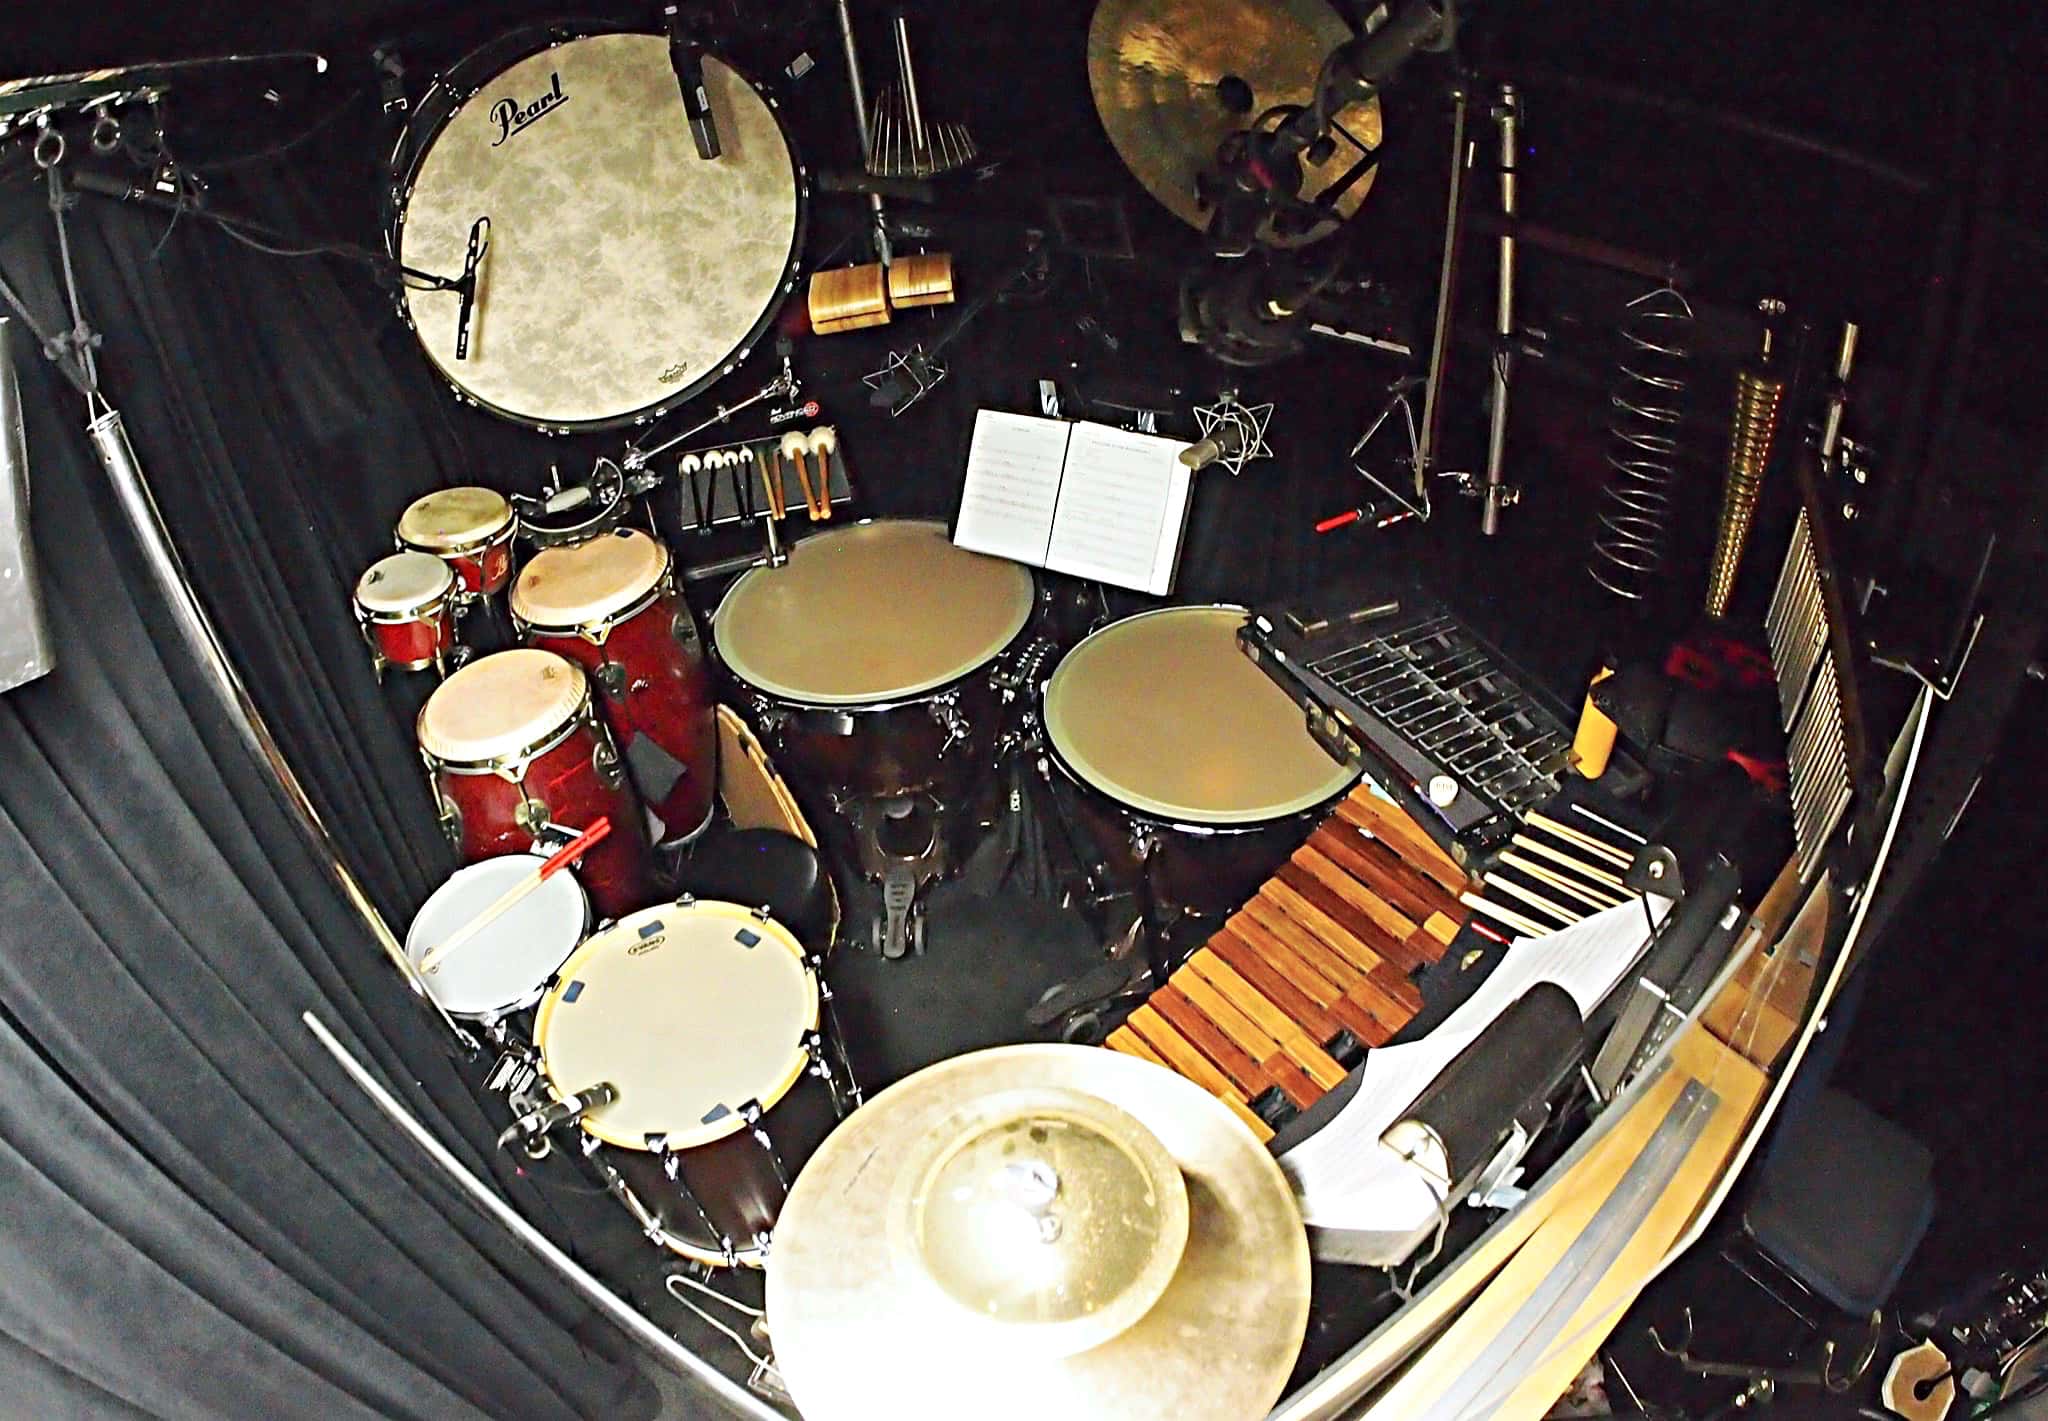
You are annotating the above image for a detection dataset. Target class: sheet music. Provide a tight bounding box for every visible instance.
[1279,896,1672,1236]
[952,411,1072,566]
[1044,421,1193,595]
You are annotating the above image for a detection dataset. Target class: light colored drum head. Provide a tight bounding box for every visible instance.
[535,901,818,1151]
[396,33,801,428]
[1046,605,1357,824]
[511,528,669,629]
[418,648,587,764]
[406,856,588,1017]
[398,486,513,550]
[356,551,454,613]
[715,521,1035,704]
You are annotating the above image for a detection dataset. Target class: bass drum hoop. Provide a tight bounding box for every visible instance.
[386,21,810,432]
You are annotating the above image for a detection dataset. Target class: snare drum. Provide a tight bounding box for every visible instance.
[512,529,717,845]
[416,649,657,921]
[391,27,806,430]
[1043,606,1359,919]
[354,551,456,676]
[405,854,589,1023]
[713,520,1036,799]
[397,486,517,596]
[533,899,854,1267]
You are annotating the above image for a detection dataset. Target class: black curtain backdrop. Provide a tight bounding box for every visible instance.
[0,169,655,1417]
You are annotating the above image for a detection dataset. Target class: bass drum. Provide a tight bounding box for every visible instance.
[391,27,806,430]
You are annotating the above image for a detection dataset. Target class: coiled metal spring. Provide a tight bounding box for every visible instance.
[1704,365,1786,618]
[1587,286,1694,602]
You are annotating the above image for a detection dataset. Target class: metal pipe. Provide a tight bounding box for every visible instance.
[86,403,470,1046]
[1481,83,1519,537]
[1414,85,1470,500]
[831,0,891,264]
[301,1011,783,1421]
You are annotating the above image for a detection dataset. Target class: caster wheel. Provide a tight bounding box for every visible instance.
[910,909,927,956]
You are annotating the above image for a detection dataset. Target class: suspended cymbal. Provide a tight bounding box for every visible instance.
[766,1044,1311,1421]
[1087,0,1383,243]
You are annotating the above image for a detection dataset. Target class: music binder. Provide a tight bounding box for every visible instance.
[952,409,1195,595]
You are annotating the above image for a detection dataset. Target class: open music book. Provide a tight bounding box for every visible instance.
[952,410,1195,595]
[1278,896,1671,1265]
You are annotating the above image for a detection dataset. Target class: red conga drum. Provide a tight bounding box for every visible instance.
[511,528,718,846]
[353,551,457,678]
[398,486,517,596]
[416,648,657,921]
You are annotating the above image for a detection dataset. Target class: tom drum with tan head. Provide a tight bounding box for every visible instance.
[397,486,517,596]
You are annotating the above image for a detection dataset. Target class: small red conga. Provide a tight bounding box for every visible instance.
[416,648,657,921]
[398,486,517,596]
[353,551,457,677]
[511,528,717,845]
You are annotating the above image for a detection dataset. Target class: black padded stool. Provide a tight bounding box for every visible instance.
[1739,1087,1935,1317]
[676,828,836,956]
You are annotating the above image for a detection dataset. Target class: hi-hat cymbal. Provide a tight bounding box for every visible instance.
[1087,0,1383,243]
[766,1044,1311,1421]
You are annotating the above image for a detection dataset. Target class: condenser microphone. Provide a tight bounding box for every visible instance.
[665,6,721,160]
[498,1081,618,1148]
[1178,421,1249,472]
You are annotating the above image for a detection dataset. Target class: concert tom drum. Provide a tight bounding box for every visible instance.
[713,520,1036,800]
[392,27,805,430]
[533,899,855,1268]
[512,528,717,845]
[416,649,657,921]
[1043,605,1359,919]
[405,854,589,1023]
[354,551,457,676]
[398,486,517,596]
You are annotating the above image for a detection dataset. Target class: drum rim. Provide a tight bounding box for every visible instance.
[404,854,590,1017]
[356,550,456,612]
[510,528,674,633]
[388,24,812,433]
[532,899,820,1152]
[713,518,1037,707]
[1043,604,1360,826]
[397,486,516,552]
[416,649,594,768]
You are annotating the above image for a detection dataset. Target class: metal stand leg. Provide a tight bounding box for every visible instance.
[1481,83,1521,535]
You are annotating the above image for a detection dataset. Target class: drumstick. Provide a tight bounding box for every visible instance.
[804,426,837,519]
[420,818,612,975]
[1524,811,1636,868]
[780,432,817,520]
[756,446,786,521]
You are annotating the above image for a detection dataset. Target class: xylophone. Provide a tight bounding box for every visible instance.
[1107,785,1472,1142]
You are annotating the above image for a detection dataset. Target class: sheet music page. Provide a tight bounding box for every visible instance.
[952,410,1072,566]
[1043,421,1193,595]
[1279,895,1673,1235]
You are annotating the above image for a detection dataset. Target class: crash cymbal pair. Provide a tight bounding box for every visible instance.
[767,1044,1312,1421]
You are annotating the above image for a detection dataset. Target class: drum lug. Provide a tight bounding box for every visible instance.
[1128,823,1161,862]
[594,659,627,696]
[749,695,789,739]
[927,691,968,754]
[671,611,701,651]
[591,734,626,789]
[514,796,552,834]
[434,790,464,849]
[748,903,773,922]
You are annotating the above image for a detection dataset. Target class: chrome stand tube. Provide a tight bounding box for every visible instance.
[832,0,891,264]
[1481,83,1520,536]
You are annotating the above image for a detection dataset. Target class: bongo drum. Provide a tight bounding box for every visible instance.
[397,486,517,596]
[512,528,717,846]
[353,551,456,677]
[1042,606,1358,919]
[416,649,657,921]
[404,854,589,1023]
[532,899,855,1267]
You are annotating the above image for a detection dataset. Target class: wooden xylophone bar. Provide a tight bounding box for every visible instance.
[1108,786,1473,1143]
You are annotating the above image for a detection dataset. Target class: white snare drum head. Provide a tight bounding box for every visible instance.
[406,855,588,1017]
[356,551,454,613]
[398,486,513,550]
[535,901,818,1151]
[715,521,1035,704]
[1045,605,1357,824]
[417,648,587,764]
[397,33,801,428]
[510,527,669,629]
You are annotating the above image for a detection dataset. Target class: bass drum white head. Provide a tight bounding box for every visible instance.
[394,30,804,430]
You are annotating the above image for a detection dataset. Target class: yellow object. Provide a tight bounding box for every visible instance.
[1571,664,1619,779]
[808,263,892,334]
